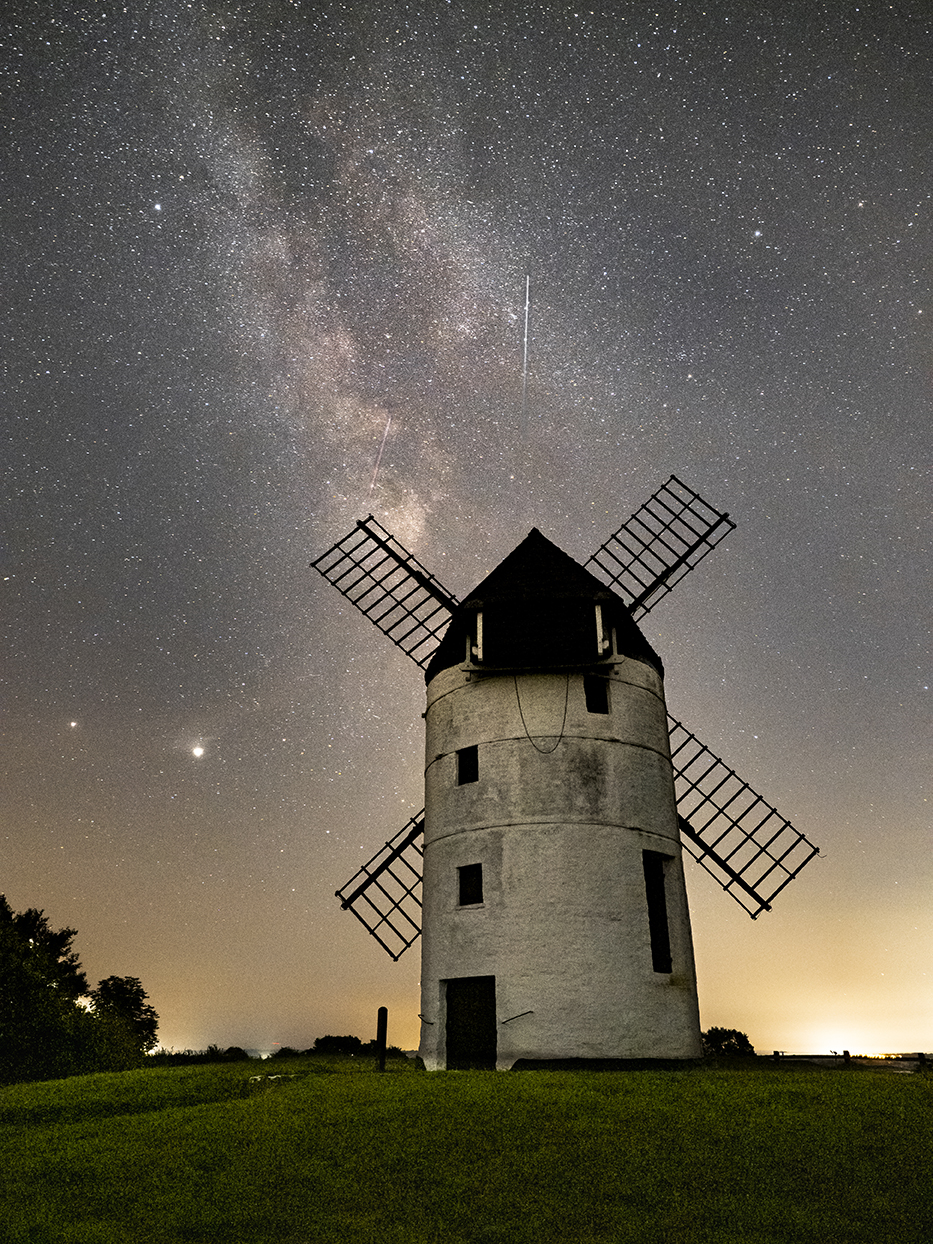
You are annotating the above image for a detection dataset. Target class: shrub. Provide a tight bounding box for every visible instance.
[311,1035,364,1056]
[702,1027,756,1056]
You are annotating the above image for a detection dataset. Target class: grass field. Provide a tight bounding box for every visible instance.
[1,1057,930,1243]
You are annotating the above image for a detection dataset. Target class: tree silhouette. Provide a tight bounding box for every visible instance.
[1,895,158,1082]
[702,1027,755,1056]
[88,976,159,1056]
[0,894,88,997]
[0,894,91,1082]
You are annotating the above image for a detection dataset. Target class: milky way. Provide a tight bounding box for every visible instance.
[2,1,930,1053]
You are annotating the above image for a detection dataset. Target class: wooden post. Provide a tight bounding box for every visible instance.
[376,1006,388,1072]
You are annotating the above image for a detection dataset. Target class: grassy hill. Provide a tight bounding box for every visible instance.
[1,1057,930,1243]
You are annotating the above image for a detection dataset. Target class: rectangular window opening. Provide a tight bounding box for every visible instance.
[584,674,610,714]
[457,744,479,785]
[458,862,483,906]
[642,850,673,974]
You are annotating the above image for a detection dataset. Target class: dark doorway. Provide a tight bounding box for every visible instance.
[445,975,497,1069]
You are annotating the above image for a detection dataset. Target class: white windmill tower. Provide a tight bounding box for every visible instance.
[313,478,818,1069]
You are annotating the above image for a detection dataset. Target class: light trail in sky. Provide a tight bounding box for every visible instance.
[521,274,530,431]
[368,414,392,497]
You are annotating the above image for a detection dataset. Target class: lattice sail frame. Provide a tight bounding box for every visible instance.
[335,814,424,961]
[668,717,819,917]
[310,516,457,668]
[585,475,735,619]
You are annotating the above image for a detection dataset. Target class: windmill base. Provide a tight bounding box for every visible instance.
[509,1057,703,1071]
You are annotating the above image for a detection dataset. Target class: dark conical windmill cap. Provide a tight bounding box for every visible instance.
[463,527,614,607]
[425,528,663,680]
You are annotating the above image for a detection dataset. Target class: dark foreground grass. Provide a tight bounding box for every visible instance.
[1,1059,930,1244]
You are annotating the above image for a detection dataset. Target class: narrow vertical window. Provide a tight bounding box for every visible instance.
[457,745,478,785]
[458,863,483,906]
[642,850,673,974]
[584,675,610,714]
[594,603,611,654]
[471,610,483,662]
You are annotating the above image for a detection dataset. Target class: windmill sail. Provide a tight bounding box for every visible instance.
[310,517,457,667]
[668,717,819,917]
[334,813,424,961]
[585,476,735,619]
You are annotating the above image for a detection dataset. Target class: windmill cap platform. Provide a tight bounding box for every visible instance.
[425,527,664,681]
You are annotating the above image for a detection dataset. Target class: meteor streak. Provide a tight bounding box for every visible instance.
[368,415,392,496]
[521,274,530,431]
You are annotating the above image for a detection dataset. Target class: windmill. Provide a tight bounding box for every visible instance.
[312,477,818,1069]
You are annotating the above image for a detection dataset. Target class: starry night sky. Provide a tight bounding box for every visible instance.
[3,0,930,1055]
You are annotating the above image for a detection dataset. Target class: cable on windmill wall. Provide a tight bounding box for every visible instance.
[513,673,569,754]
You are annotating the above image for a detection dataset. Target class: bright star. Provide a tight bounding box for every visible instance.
[192,746,204,757]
